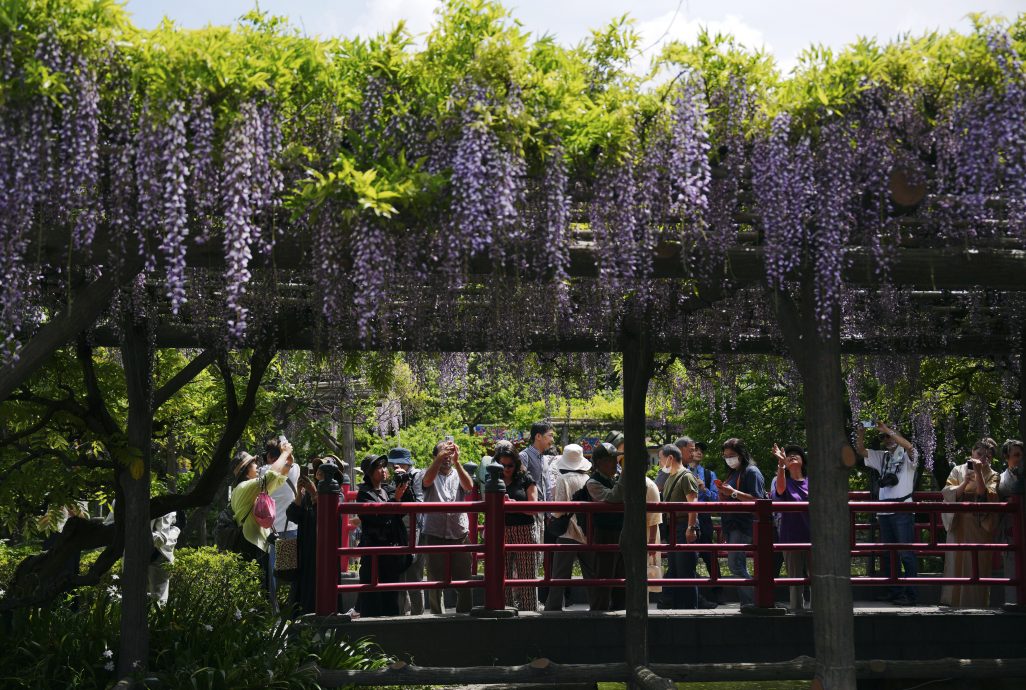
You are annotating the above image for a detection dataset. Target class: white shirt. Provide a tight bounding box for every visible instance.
[551,470,591,543]
[865,447,918,514]
[259,462,300,532]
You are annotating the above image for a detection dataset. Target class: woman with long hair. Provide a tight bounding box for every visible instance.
[495,440,538,611]
[713,438,765,608]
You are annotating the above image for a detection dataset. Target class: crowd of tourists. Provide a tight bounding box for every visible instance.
[223,421,1024,617]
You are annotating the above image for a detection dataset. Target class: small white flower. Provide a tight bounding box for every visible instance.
[234,609,242,621]
[248,607,256,613]
[104,662,114,672]
[202,624,213,632]
[132,661,142,670]
[0,588,6,597]
[111,574,119,581]
[102,649,113,659]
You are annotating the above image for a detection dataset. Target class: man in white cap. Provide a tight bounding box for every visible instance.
[543,444,594,611]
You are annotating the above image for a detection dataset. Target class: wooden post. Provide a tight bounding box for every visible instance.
[773,284,856,690]
[621,321,655,678]
[316,466,341,616]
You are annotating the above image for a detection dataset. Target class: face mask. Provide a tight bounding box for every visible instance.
[659,465,670,473]
[725,457,741,469]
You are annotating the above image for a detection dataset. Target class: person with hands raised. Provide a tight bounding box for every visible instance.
[772,443,811,612]
[420,439,475,614]
[855,420,919,605]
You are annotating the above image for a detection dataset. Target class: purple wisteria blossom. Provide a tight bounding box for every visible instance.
[752,113,814,290]
[159,101,190,314]
[187,96,218,245]
[221,102,263,342]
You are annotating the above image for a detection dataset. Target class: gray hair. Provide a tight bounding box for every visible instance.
[674,436,695,450]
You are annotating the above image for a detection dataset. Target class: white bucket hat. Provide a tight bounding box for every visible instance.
[553,444,591,472]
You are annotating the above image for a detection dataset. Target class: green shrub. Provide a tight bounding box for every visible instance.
[0,541,40,591]
[0,547,386,689]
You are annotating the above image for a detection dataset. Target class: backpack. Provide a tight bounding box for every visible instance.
[213,502,250,552]
[253,478,276,529]
[574,474,624,533]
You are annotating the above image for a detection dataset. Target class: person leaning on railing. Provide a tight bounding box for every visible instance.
[713,438,765,609]
[856,421,919,606]
[998,439,1024,605]
[941,438,1000,608]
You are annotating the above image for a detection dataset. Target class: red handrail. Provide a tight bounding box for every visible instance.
[314,486,1025,615]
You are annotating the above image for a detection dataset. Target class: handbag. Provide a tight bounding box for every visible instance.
[546,513,572,540]
[274,533,299,576]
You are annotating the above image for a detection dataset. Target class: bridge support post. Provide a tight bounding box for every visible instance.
[316,465,342,616]
[472,465,516,618]
[743,498,786,616]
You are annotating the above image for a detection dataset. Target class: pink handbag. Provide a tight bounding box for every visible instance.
[253,478,276,529]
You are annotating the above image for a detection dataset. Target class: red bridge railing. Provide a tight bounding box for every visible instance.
[314,482,1025,615]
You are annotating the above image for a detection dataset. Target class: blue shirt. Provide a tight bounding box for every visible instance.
[520,446,551,502]
[692,463,718,502]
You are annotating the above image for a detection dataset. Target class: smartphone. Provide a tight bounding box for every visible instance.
[860,420,874,429]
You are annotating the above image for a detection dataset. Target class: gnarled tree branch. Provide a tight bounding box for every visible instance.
[152,349,216,412]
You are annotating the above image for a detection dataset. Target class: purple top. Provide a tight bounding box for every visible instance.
[774,475,810,543]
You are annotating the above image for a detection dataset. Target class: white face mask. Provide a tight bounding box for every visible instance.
[725,457,741,469]
[659,465,670,473]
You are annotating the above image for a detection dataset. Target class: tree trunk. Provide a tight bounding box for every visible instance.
[118,311,154,677]
[341,417,357,487]
[774,287,856,690]
[621,321,655,677]
[1018,331,1026,443]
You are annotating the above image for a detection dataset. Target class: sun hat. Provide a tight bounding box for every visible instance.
[387,447,414,466]
[554,444,591,472]
[361,453,388,477]
[232,452,259,480]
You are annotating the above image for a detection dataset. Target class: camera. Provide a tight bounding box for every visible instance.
[878,472,899,488]
[394,471,411,486]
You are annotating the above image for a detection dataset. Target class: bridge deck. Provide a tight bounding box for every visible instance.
[314,603,1026,667]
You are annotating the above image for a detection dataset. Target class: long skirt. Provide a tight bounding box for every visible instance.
[504,523,538,611]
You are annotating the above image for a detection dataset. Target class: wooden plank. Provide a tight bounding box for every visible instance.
[314,657,1026,687]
